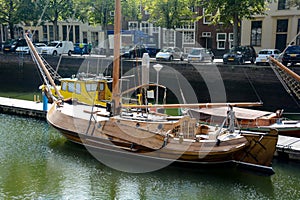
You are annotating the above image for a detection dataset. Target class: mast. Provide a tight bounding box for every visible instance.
[24,34,63,100]
[112,0,121,115]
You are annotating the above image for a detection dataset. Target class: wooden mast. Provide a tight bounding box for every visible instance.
[112,0,121,115]
[24,34,63,100]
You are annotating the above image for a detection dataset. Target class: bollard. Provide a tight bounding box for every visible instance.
[42,92,48,111]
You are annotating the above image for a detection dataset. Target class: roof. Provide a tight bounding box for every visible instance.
[191,106,273,120]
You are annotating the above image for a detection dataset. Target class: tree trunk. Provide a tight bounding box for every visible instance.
[53,20,58,41]
[233,13,240,48]
[9,23,15,39]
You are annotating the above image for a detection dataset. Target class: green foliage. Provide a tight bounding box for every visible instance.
[288,0,300,9]
[198,0,269,47]
[199,0,267,26]
[143,0,200,29]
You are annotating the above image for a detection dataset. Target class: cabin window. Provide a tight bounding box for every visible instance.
[68,82,75,93]
[75,83,81,94]
[99,83,105,91]
[86,83,97,92]
[61,82,67,91]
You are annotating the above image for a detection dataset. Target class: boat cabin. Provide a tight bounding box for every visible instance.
[51,78,112,107]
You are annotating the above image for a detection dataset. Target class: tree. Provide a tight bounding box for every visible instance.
[199,0,268,47]
[143,0,199,29]
[34,0,75,41]
[288,0,300,9]
[0,0,22,39]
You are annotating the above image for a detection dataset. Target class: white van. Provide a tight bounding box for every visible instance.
[41,41,74,56]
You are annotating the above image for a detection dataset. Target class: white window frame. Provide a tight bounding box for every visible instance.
[163,29,175,45]
[217,33,226,50]
[183,31,195,44]
[128,21,138,30]
[229,33,234,49]
[203,8,212,25]
[140,21,149,34]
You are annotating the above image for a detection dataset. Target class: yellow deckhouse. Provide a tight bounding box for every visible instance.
[50,77,112,107]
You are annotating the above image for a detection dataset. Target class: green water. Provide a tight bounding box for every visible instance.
[0,114,300,199]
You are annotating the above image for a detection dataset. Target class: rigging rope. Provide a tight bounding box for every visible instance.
[269,61,300,108]
[243,68,262,103]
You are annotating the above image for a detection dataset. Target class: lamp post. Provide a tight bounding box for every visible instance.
[153,64,163,104]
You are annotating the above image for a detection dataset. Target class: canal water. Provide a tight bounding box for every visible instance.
[1,113,300,199]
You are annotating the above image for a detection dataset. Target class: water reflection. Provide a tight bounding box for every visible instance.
[0,114,299,199]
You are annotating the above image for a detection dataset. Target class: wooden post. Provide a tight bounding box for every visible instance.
[112,0,121,115]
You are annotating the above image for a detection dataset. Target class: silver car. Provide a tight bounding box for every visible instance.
[255,49,281,65]
[156,47,184,61]
[187,48,214,63]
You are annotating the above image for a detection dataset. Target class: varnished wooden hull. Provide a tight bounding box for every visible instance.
[47,103,278,174]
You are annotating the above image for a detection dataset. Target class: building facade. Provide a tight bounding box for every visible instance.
[23,21,104,48]
[196,8,234,57]
[241,0,300,52]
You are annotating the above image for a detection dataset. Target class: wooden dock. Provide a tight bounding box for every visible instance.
[275,135,300,160]
[0,96,49,119]
[0,96,300,160]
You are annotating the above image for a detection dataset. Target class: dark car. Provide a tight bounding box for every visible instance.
[281,45,300,67]
[73,43,89,55]
[121,44,149,59]
[223,45,256,65]
[3,38,27,53]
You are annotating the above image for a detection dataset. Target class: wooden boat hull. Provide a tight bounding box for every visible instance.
[47,103,278,174]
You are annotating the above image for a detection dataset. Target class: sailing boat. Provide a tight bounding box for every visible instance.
[25,0,278,174]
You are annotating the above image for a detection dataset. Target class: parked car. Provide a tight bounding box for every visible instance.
[73,43,89,55]
[34,43,47,54]
[40,41,74,56]
[223,45,256,65]
[187,48,214,63]
[156,47,184,61]
[281,45,300,67]
[16,42,47,54]
[122,44,148,59]
[3,38,27,53]
[255,49,281,65]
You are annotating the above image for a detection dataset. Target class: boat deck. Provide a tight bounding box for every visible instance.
[0,96,300,160]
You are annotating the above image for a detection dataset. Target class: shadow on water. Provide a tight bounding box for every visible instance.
[50,138,276,200]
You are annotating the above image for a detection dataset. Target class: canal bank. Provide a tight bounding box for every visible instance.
[0,53,300,112]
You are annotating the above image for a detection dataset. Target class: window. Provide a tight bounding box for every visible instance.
[141,22,149,34]
[75,25,80,43]
[216,33,226,50]
[69,25,74,42]
[62,25,67,41]
[99,83,104,91]
[49,25,54,41]
[277,19,288,33]
[183,31,195,44]
[61,82,67,91]
[68,82,75,93]
[278,0,289,10]
[86,83,97,92]
[229,33,234,49]
[203,8,212,25]
[43,25,48,41]
[251,21,262,46]
[75,83,81,94]
[180,22,195,30]
[152,26,159,33]
[163,29,175,44]
[128,21,138,30]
